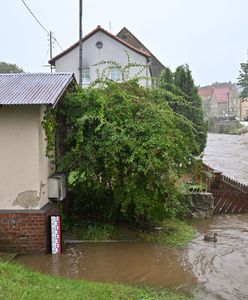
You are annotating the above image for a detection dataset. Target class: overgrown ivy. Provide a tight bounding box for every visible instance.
[42,78,201,226]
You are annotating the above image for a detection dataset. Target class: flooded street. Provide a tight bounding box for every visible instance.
[16,134,248,299]
[203,133,248,185]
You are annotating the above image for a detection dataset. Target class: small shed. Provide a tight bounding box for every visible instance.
[0,72,74,253]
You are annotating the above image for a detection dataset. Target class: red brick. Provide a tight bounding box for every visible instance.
[0,203,57,254]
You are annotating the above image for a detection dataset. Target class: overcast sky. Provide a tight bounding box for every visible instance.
[1,0,248,86]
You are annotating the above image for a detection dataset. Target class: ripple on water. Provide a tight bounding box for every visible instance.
[187,214,248,300]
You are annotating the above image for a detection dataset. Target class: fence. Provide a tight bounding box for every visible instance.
[203,164,248,214]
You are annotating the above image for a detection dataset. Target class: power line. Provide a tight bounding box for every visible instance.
[21,0,49,35]
[52,36,63,51]
[21,0,63,51]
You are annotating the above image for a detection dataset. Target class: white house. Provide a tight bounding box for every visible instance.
[49,26,151,87]
[0,72,74,253]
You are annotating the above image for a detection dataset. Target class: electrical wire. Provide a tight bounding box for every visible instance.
[21,0,63,51]
[52,37,63,51]
[21,0,49,35]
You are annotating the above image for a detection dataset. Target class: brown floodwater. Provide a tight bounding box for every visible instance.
[16,214,248,299]
[16,134,248,299]
[203,133,248,185]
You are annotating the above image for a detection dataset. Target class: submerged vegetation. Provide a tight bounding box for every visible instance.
[62,217,195,248]
[139,219,195,248]
[0,262,194,300]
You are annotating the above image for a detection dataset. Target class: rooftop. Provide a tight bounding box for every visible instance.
[0,73,74,106]
[49,25,150,66]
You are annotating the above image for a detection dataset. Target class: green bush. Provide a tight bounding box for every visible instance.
[44,80,200,226]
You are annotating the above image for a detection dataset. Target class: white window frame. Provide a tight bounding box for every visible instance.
[82,68,91,85]
[109,68,122,82]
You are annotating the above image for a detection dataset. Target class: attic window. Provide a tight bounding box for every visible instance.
[95,41,103,49]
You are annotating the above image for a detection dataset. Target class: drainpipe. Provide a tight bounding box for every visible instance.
[79,0,83,86]
[146,57,150,87]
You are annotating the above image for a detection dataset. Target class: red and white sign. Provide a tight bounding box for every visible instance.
[51,215,61,254]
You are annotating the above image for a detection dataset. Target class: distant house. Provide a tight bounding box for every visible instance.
[198,87,213,120]
[117,27,165,78]
[198,82,241,120]
[49,26,164,87]
[241,100,248,120]
[0,72,75,254]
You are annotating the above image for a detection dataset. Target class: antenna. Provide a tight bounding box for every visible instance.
[109,20,112,33]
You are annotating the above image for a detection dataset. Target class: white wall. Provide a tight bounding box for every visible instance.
[0,105,53,210]
[55,31,150,86]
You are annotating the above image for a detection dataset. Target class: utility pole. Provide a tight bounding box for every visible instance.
[79,0,83,86]
[49,31,53,73]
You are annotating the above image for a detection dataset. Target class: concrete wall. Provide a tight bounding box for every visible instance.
[55,31,150,86]
[0,105,53,210]
[183,192,214,219]
[208,119,240,133]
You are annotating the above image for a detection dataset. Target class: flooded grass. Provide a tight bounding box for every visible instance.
[0,262,194,300]
[140,219,195,248]
[71,223,122,241]
[65,219,194,247]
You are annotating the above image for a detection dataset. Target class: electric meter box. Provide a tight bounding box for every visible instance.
[48,174,66,201]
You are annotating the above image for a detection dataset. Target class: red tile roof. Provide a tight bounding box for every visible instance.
[213,87,230,103]
[198,87,213,98]
[49,25,150,66]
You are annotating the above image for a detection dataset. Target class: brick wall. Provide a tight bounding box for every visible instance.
[0,203,57,254]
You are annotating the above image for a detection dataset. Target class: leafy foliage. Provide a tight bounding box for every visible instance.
[0,61,24,73]
[93,50,150,84]
[238,56,248,100]
[158,65,207,153]
[51,79,198,226]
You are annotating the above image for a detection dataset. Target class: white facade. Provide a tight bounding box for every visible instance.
[54,30,151,87]
[0,105,53,210]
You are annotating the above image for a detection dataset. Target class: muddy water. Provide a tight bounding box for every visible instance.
[16,134,248,299]
[188,214,248,299]
[17,243,195,289]
[203,133,248,185]
[16,214,248,299]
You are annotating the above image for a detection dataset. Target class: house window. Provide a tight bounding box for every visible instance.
[110,68,122,82]
[82,68,90,85]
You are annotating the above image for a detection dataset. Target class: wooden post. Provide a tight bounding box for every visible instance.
[210,170,222,191]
